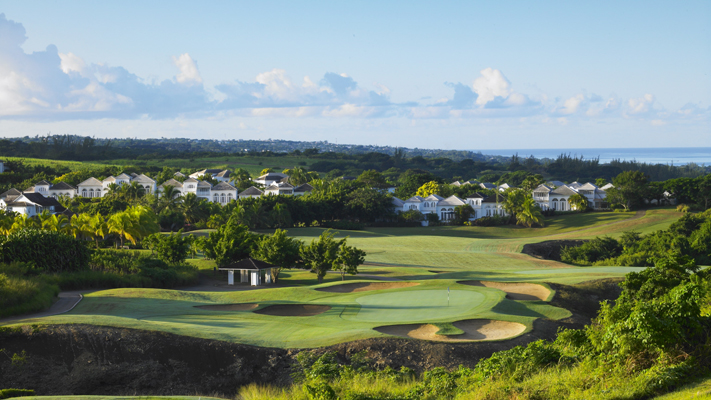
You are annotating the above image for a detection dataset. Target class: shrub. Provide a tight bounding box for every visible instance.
[0,229,91,273]
[0,388,35,399]
[561,237,622,265]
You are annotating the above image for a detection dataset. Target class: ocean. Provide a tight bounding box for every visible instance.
[477,147,711,165]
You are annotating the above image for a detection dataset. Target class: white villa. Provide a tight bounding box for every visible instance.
[394,192,508,222]
[0,191,65,216]
[77,173,157,198]
[255,172,288,186]
[533,182,608,211]
[26,180,77,199]
[189,169,234,183]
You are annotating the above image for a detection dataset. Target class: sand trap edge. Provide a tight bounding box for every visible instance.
[457,280,553,301]
[375,319,527,342]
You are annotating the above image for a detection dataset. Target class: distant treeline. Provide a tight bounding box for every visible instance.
[1,135,708,183]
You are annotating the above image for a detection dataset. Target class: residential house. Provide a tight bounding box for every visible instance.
[239,186,264,199]
[77,177,104,198]
[482,193,507,217]
[181,178,212,201]
[546,180,566,188]
[480,182,496,190]
[211,182,238,204]
[465,193,485,219]
[0,192,64,217]
[532,184,577,211]
[190,169,234,183]
[437,195,467,221]
[131,174,157,195]
[254,172,288,186]
[497,183,514,192]
[102,173,133,193]
[264,182,294,196]
[293,183,314,196]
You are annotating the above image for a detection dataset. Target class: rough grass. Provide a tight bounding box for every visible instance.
[20,397,227,400]
[651,373,711,399]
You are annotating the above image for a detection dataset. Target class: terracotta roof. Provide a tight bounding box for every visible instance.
[239,186,263,196]
[219,258,277,271]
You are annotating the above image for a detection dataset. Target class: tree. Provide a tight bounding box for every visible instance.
[145,230,191,265]
[416,181,441,197]
[300,230,344,284]
[502,188,529,223]
[232,168,253,190]
[567,193,589,212]
[270,203,292,228]
[283,166,318,186]
[611,171,649,211]
[158,185,181,212]
[520,174,545,191]
[356,170,389,189]
[252,229,303,283]
[180,193,209,225]
[516,198,544,228]
[260,168,274,176]
[197,216,256,267]
[453,204,475,225]
[697,174,711,210]
[334,244,366,280]
[595,178,608,188]
[345,187,394,222]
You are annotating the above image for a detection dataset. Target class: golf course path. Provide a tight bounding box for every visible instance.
[0,291,87,325]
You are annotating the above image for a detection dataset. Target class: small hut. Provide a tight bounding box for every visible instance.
[218,258,277,286]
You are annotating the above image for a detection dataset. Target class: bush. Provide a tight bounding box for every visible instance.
[0,388,35,399]
[561,237,622,265]
[0,229,91,273]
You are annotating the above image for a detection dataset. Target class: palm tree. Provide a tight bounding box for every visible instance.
[88,213,108,248]
[180,193,208,225]
[107,211,135,248]
[11,214,38,233]
[0,212,15,235]
[42,213,70,234]
[568,194,589,212]
[125,182,146,201]
[126,205,160,241]
[158,185,181,212]
[516,198,545,228]
[270,203,292,228]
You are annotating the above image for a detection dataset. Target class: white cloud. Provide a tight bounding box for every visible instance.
[59,52,86,75]
[559,94,585,115]
[472,68,512,105]
[172,53,203,85]
[627,94,655,115]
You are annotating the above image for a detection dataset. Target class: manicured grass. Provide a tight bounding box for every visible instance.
[2,209,682,348]
[3,279,567,348]
[0,156,119,171]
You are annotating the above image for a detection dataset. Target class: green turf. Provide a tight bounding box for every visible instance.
[651,373,711,399]
[2,209,682,348]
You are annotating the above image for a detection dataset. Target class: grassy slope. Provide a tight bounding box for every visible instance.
[0,209,682,348]
[21,397,227,400]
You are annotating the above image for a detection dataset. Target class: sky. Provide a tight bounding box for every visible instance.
[0,1,709,150]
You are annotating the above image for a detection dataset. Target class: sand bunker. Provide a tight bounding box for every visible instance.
[376,319,526,342]
[459,281,551,301]
[316,282,419,293]
[195,303,259,311]
[254,304,331,317]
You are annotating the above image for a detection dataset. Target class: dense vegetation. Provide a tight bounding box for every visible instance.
[562,209,711,267]
[238,253,711,400]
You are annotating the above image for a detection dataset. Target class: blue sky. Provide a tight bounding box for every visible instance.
[0,1,709,149]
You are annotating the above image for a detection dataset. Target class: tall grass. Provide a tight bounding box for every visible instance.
[0,272,59,318]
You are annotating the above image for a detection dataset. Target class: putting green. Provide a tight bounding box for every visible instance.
[351,289,492,323]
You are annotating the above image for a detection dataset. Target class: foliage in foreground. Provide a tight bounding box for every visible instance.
[240,253,711,400]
